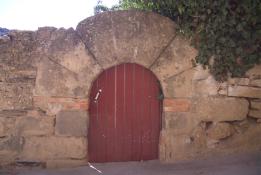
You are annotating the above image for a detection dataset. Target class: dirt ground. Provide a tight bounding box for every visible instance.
[1,152,261,175]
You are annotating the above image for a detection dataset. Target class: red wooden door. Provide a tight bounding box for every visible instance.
[88,63,162,163]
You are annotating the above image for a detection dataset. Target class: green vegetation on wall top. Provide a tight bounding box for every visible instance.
[95,0,260,81]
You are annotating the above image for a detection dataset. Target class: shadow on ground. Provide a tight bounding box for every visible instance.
[1,153,261,175]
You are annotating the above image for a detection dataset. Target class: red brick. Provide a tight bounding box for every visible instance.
[163,98,191,112]
[33,96,89,111]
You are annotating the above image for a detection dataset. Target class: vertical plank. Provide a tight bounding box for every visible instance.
[139,66,145,160]
[150,76,161,159]
[106,66,116,161]
[97,71,107,162]
[131,63,137,160]
[115,64,125,161]
[141,68,153,160]
[104,71,109,162]
[124,63,134,161]
[96,75,104,161]
[133,64,144,160]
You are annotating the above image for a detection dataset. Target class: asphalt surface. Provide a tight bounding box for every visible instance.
[1,153,261,175]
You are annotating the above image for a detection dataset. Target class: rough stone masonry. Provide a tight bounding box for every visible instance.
[0,10,261,168]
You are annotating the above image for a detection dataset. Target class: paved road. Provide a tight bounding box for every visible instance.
[1,153,261,175]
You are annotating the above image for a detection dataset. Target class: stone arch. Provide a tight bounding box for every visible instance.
[76,10,197,98]
[31,11,197,101]
[75,10,198,162]
[33,10,209,163]
[76,10,176,70]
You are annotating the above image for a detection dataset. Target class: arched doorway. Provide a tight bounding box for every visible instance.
[88,63,162,163]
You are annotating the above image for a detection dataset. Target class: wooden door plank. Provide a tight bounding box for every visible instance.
[141,69,153,160]
[133,64,144,160]
[105,66,116,162]
[97,71,107,162]
[115,64,125,161]
[151,77,161,159]
[124,63,134,161]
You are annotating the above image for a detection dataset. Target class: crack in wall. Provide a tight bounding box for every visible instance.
[149,33,177,69]
[45,56,78,78]
[166,66,195,81]
[110,11,118,53]
[75,29,104,71]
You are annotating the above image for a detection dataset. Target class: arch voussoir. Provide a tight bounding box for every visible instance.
[76,10,176,70]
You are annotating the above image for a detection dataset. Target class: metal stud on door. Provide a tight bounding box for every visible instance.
[88,63,162,163]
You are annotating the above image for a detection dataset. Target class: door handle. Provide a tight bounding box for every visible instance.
[94,89,102,103]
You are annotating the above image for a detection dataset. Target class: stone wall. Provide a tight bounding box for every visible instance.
[0,10,260,168]
[158,64,261,162]
[0,29,88,168]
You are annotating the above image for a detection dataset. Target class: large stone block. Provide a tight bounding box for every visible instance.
[228,85,261,98]
[192,76,222,97]
[15,116,54,136]
[34,58,83,98]
[251,100,261,110]
[250,79,261,87]
[36,27,80,55]
[55,110,88,137]
[163,112,199,135]
[218,124,261,153]
[0,136,24,164]
[0,118,6,137]
[192,65,210,81]
[54,43,101,91]
[20,136,87,161]
[34,48,101,97]
[159,130,198,162]
[191,124,207,148]
[185,66,228,97]
[0,149,18,165]
[34,27,102,98]
[77,10,176,69]
[248,110,261,119]
[246,65,261,80]
[0,117,15,137]
[0,69,5,82]
[228,78,250,86]
[151,35,197,82]
[191,66,228,97]
[0,110,27,118]
[187,67,227,97]
[0,150,14,163]
[0,136,24,151]
[0,83,33,110]
[195,97,249,122]
[207,122,235,140]
[0,119,4,137]
[5,69,36,83]
[164,69,193,98]
[0,31,37,70]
